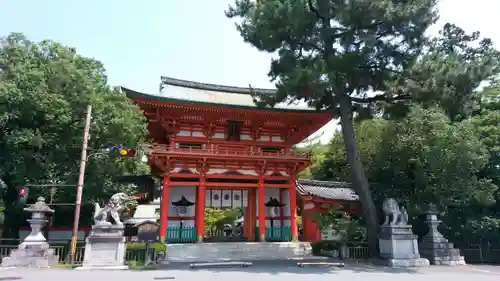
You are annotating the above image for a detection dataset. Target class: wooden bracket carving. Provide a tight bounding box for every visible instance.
[258,160,268,176]
[204,122,216,140]
[252,126,263,141]
[281,126,298,142]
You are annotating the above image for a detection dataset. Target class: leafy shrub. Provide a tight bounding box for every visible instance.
[126,241,166,254]
[310,240,343,255]
[310,240,368,255]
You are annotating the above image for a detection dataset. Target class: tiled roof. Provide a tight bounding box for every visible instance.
[295,179,359,201]
[160,76,277,96]
[121,77,325,111]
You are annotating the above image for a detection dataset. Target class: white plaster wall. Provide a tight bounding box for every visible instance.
[168,186,196,217]
[206,169,257,175]
[256,188,292,227]
[205,189,248,208]
[192,131,205,137]
[281,190,291,227]
[271,136,283,142]
[167,186,196,228]
[212,133,225,139]
[258,136,270,141]
[241,134,252,140]
[177,130,190,136]
[167,220,195,227]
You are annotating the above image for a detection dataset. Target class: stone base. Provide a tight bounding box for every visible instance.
[378,224,430,268]
[1,241,59,268]
[75,265,130,271]
[81,224,127,268]
[436,259,466,266]
[384,258,430,268]
[378,225,421,260]
[419,238,466,265]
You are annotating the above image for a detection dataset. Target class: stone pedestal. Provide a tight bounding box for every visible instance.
[76,224,129,270]
[1,242,59,268]
[378,225,429,267]
[1,197,58,268]
[418,207,465,265]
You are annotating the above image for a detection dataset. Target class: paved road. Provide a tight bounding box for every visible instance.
[1,263,499,281]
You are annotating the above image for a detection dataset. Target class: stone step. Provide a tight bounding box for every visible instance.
[166,242,312,263]
[420,242,455,249]
[434,256,465,261]
[421,248,461,256]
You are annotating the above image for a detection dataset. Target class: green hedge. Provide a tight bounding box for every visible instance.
[126,241,167,254]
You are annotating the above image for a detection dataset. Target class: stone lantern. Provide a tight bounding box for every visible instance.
[265,197,285,228]
[1,197,59,267]
[172,196,194,231]
[418,203,466,265]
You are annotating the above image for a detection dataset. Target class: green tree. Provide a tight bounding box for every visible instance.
[226,0,438,254]
[0,33,147,238]
[204,208,242,232]
[295,142,329,179]
[383,24,500,121]
[317,106,497,238]
[375,106,495,210]
[317,118,388,183]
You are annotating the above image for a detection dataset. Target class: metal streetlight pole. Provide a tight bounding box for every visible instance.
[69,105,92,264]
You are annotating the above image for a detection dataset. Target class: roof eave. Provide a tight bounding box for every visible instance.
[121,86,334,115]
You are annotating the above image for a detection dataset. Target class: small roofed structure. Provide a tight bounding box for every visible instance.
[295,179,360,242]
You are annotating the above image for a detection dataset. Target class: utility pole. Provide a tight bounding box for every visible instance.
[69,105,92,264]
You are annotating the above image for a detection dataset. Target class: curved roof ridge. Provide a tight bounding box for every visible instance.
[295,179,358,201]
[120,86,335,115]
[160,76,277,96]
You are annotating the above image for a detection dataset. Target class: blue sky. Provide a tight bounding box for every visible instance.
[1,0,499,144]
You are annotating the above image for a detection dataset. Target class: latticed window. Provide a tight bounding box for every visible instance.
[226,120,242,141]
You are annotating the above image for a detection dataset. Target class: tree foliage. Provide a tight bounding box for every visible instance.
[315,105,500,242]
[319,106,496,208]
[204,207,242,232]
[383,24,500,120]
[0,33,148,236]
[227,0,439,255]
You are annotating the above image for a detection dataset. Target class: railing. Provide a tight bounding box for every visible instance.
[0,242,159,265]
[461,246,500,264]
[166,226,197,243]
[252,226,292,242]
[151,144,311,159]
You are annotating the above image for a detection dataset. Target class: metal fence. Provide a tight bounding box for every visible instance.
[461,246,500,264]
[324,242,500,264]
[0,243,158,265]
[166,226,196,243]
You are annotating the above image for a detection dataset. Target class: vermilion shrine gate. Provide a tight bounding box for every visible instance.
[122,77,360,244]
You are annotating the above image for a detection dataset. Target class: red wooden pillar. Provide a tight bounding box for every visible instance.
[279,189,284,233]
[159,175,170,242]
[302,205,321,242]
[196,174,206,243]
[258,174,266,242]
[247,189,256,241]
[289,175,298,241]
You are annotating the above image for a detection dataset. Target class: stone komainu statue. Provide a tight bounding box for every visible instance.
[382,198,409,226]
[93,192,129,226]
